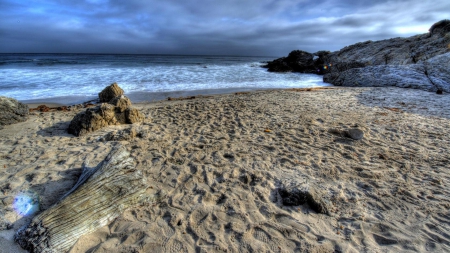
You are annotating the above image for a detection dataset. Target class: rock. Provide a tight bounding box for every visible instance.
[322,20,450,91]
[429,19,450,35]
[68,104,116,136]
[324,64,436,90]
[69,83,145,136]
[324,53,450,92]
[36,105,50,112]
[345,128,365,140]
[278,185,331,215]
[68,100,145,136]
[262,50,323,73]
[424,52,450,92]
[98,83,124,102]
[68,97,144,137]
[329,127,365,140]
[109,95,132,112]
[265,20,450,92]
[0,96,29,130]
[126,107,145,123]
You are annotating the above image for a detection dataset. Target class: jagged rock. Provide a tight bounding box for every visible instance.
[109,95,132,112]
[322,20,450,91]
[324,64,435,90]
[0,96,29,130]
[278,185,331,215]
[98,83,124,102]
[263,50,323,73]
[323,20,450,67]
[69,83,145,136]
[125,107,145,123]
[424,52,450,92]
[265,20,450,92]
[324,53,450,92]
[68,99,144,137]
[68,104,116,136]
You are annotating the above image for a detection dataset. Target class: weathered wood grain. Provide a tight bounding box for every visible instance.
[15,145,163,253]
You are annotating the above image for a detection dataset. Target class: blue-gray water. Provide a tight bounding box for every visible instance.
[0,53,329,105]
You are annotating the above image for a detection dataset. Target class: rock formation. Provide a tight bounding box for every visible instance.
[263,50,331,74]
[0,96,29,130]
[264,19,450,92]
[68,84,144,136]
[98,82,124,103]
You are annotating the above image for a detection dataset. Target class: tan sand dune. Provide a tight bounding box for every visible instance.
[1,87,449,252]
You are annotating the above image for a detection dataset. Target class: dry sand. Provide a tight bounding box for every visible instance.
[1,87,449,252]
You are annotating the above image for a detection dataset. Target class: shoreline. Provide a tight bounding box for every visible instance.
[20,85,333,106]
[1,87,449,252]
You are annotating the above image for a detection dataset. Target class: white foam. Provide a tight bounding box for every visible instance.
[1,59,330,101]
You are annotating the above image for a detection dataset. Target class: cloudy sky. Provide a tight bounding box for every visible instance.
[1,0,448,56]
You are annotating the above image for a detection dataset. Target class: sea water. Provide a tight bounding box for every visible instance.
[0,53,330,105]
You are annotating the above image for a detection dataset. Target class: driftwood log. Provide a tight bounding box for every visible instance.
[15,145,164,253]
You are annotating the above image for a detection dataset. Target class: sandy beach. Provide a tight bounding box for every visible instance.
[1,87,450,252]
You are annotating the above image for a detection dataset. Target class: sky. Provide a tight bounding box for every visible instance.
[0,0,448,57]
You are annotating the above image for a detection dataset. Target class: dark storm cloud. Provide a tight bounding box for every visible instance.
[1,0,448,56]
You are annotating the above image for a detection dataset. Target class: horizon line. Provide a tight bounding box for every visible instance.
[0,52,280,58]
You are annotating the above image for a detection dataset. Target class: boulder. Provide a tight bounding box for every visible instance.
[68,84,145,136]
[0,96,29,130]
[125,107,145,123]
[263,50,325,74]
[98,83,124,102]
[68,99,144,136]
[109,95,132,112]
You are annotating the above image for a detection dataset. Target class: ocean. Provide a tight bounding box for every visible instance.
[0,53,330,105]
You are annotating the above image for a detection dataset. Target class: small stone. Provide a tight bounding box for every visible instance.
[345,128,364,140]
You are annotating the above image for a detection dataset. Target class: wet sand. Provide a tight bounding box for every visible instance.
[1,87,450,252]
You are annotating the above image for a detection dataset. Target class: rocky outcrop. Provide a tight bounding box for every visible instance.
[324,53,450,92]
[68,85,144,137]
[0,96,29,130]
[99,83,124,103]
[263,50,331,74]
[266,19,450,92]
[425,52,450,92]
